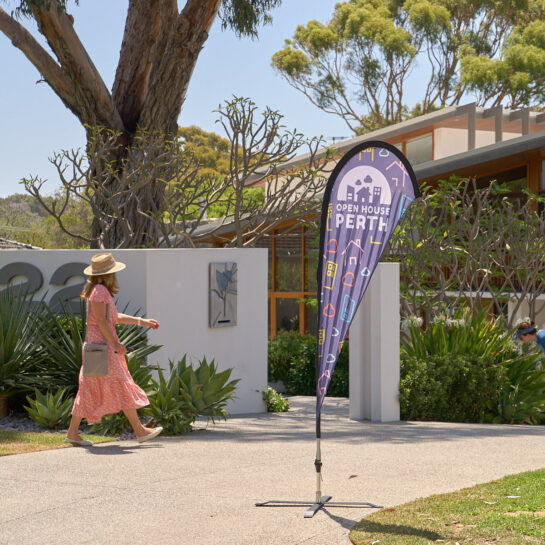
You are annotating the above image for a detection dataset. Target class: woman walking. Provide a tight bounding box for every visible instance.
[66,253,162,446]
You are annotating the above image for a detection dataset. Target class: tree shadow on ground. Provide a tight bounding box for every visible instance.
[351,519,443,541]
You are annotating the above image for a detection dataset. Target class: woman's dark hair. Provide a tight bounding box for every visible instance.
[516,321,537,336]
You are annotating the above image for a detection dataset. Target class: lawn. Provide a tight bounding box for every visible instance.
[350,469,545,545]
[0,430,118,456]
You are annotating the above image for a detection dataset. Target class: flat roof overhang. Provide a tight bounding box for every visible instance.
[414,130,545,183]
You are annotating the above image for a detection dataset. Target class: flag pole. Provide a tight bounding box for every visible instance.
[303,411,332,518]
[314,415,322,503]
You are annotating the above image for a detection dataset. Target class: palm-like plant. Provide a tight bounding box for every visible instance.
[0,288,44,396]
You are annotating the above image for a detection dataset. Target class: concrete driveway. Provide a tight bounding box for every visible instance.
[1,397,544,545]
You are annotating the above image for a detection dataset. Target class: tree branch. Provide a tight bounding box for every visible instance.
[31,0,125,131]
[0,6,83,117]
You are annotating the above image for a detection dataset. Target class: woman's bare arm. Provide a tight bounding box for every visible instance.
[117,313,160,329]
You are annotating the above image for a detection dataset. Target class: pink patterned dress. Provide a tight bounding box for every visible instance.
[71,284,149,424]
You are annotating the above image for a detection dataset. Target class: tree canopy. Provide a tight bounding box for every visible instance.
[272,0,545,134]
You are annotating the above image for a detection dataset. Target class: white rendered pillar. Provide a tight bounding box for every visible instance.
[349,262,400,422]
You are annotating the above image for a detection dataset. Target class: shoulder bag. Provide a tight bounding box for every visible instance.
[82,300,110,377]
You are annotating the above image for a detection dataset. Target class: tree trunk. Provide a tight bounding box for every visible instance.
[0,0,223,248]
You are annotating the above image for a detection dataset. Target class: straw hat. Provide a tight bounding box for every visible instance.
[83,253,126,276]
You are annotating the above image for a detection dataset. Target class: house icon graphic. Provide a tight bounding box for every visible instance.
[341,239,364,266]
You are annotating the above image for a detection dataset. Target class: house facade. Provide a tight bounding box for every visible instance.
[252,103,545,337]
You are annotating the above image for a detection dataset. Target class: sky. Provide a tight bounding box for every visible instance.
[0,0,354,198]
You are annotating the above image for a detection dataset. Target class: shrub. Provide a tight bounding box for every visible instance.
[401,308,545,423]
[400,353,504,422]
[144,355,240,435]
[262,386,290,412]
[268,331,312,383]
[285,336,349,397]
[24,387,74,430]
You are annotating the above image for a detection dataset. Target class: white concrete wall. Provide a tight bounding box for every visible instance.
[0,249,268,414]
[349,262,400,422]
[434,127,521,160]
[508,297,545,330]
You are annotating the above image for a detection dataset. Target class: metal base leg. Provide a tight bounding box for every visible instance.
[304,495,332,518]
[256,497,381,518]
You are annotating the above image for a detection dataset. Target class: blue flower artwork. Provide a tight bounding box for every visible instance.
[209,262,238,327]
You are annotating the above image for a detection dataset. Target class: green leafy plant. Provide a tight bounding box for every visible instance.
[494,345,545,424]
[285,335,349,397]
[0,288,44,396]
[145,365,194,436]
[268,331,311,383]
[401,308,545,423]
[262,387,290,412]
[125,352,159,397]
[145,355,240,434]
[401,308,509,360]
[176,356,240,422]
[89,412,131,436]
[24,387,74,430]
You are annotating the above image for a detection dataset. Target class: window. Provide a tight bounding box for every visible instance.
[276,235,302,292]
[405,134,433,165]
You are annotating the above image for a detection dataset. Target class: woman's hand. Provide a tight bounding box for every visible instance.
[142,318,160,330]
[112,341,127,355]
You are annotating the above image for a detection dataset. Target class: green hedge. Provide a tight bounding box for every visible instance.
[400,353,504,422]
[268,332,349,397]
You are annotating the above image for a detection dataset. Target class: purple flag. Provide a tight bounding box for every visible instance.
[316,141,419,413]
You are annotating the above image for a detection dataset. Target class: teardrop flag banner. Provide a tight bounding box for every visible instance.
[316,141,420,413]
[256,140,420,518]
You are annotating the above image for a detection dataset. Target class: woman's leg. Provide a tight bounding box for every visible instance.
[66,415,83,440]
[123,408,156,438]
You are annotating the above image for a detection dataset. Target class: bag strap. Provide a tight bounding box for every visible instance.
[86,295,110,323]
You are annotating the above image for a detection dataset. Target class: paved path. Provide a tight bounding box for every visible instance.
[1,397,544,545]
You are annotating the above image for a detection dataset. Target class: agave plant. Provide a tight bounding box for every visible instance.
[24,387,74,430]
[0,288,44,396]
[176,355,240,422]
[144,364,194,435]
[33,299,161,393]
[144,355,239,434]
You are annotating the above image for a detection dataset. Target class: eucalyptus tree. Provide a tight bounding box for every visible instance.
[272,0,545,135]
[0,0,282,247]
